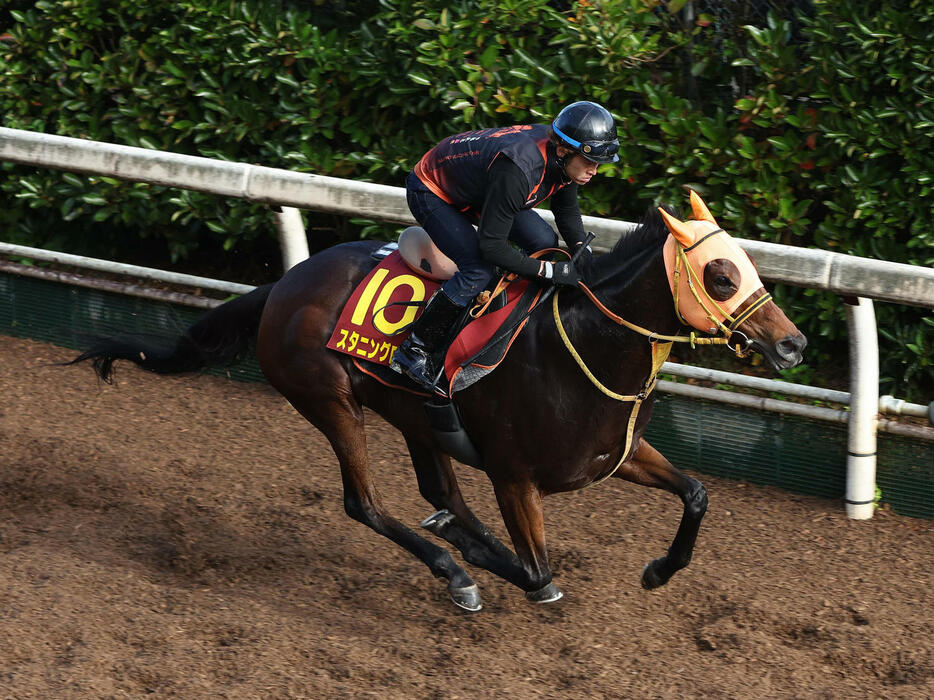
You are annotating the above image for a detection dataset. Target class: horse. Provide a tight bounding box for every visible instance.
[70,190,806,612]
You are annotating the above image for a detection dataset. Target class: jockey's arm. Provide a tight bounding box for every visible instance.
[476,158,544,278]
[550,184,586,250]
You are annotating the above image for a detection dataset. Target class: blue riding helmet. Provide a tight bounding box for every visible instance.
[551,101,620,164]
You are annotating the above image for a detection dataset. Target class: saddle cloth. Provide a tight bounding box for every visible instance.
[326,249,542,396]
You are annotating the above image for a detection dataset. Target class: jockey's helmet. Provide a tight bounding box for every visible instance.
[551,101,620,164]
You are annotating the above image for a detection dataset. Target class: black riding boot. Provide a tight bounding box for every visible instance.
[390,291,463,390]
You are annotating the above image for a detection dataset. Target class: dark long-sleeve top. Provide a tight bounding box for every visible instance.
[478,157,586,277]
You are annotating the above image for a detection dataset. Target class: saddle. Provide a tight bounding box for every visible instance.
[326,227,548,398]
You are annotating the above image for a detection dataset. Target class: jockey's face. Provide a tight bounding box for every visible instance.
[557,147,600,186]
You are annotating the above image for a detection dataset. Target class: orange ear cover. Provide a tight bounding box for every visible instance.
[689,189,718,225]
[658,207,696,247]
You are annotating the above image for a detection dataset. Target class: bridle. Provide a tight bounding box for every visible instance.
[547,191,775,484]
[667,229,771,358]
[568,231,771,360]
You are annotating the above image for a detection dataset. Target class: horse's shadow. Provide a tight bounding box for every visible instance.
[0,433,425,610]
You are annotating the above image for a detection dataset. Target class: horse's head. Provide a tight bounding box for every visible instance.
[657,191,806,370]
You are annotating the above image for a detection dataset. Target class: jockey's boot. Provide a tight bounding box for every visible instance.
[390,291,462,390]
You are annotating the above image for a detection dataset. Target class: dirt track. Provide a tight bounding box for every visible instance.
[1,335,932,698]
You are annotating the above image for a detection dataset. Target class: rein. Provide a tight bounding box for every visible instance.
[577,282,725,349]
[552,290,662,402]
[553,287,673,487]
[574,231,775,360]
[555,235,773,403]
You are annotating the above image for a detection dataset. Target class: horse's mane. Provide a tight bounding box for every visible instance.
[581,204,678,288]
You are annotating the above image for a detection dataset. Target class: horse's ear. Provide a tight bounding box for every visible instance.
[689,189,718,225]
[658,207,696,247]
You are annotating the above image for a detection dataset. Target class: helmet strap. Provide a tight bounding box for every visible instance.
[552,142,572,182]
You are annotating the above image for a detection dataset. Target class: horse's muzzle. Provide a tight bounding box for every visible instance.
[759,332,807,370]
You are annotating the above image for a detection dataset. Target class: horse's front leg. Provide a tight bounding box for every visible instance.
[613,438,708,589]
[491,479,563,603]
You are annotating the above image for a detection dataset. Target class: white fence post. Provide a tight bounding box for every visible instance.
[845,297,879,519]
[271,206,309,270]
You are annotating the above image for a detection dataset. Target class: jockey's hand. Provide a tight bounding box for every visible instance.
[538,260,580,287]
[573,241,593,267]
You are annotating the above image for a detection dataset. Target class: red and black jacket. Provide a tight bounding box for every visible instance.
[414,124,586,277]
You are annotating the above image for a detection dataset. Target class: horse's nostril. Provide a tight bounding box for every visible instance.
[777,334,807,358]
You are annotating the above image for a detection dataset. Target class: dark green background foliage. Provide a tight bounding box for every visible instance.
[1,0,931,399]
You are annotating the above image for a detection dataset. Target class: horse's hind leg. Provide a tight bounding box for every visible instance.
[613,438,708,589]
[287,394,482,612]
[404,436,528,588]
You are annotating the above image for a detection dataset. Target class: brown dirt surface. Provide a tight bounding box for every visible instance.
[2,335,932,699]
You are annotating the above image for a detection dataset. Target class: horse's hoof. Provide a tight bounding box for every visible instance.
[641,557,669,590]
[525,582,564,604]
[448,583,482,612]
[421,509,455,534]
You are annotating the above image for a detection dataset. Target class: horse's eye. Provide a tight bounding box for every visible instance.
[704,260,741,301]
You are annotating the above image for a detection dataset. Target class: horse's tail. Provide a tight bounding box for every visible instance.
[68,282,276,383]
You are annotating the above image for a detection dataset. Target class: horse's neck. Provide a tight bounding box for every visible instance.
[573,253,681,335]
[545,254,681,391]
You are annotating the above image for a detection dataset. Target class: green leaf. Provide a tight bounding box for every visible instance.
[275,74,300,88]
[479,44,498,69]
[407,72,431,86]
[162,60,186,79]
[512,46,558,80]
[62,173,85,188]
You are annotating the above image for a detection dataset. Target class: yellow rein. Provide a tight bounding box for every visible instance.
[552,290,666,402]
[557,238,773,402]
[551,245,770,487]
[553,291,675,487]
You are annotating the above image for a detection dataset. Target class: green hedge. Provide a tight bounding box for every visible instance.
[1,0,931,399]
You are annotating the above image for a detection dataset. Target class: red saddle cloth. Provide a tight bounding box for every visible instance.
[326,250,538,395]
[326,251,440,365]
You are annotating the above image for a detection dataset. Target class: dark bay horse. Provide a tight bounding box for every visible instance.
[71,191,806,612]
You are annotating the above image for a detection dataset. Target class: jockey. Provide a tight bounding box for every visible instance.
[390,100,620,390]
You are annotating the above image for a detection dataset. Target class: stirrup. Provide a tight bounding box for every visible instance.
[390,344,435,388]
